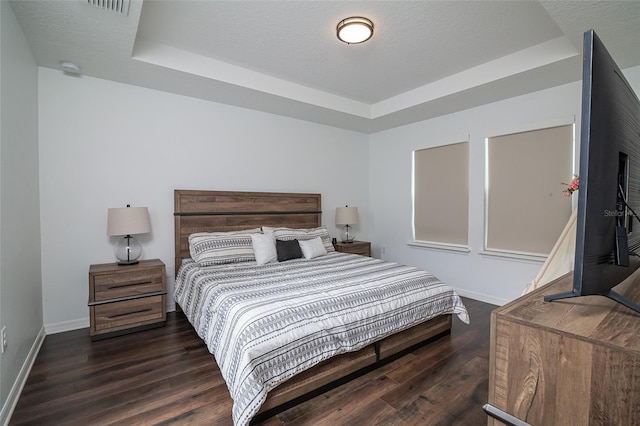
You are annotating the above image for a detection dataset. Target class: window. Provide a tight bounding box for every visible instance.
[413,142,469,248]
[485,125,574,256]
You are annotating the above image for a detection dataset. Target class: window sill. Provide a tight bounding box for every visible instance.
[479,249,546,263]
[407,241,471,254]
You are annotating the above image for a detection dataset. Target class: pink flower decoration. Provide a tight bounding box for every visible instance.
[562,175,579,197]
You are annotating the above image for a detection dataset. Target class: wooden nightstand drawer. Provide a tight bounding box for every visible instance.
[347,245,371,256]
[333,241,371,257]
[92,295,165,334]
[93,268,164,302]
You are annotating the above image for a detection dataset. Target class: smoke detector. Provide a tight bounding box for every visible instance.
[61,61,81,74]
[86,0,130,15]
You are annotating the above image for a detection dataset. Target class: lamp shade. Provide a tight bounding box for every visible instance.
[335,206,359,225]
[107,206,151,236]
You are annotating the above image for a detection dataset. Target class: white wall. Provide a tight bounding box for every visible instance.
[38,68,370,330]
[38,61,640,326]
[369,65,640,306]
[0,1,44,422]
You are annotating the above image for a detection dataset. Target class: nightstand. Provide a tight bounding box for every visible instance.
[88,259,166,340]
[333,240,371,257]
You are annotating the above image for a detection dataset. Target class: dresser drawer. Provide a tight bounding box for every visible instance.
[92,295,165,334]
[93,268,164,302]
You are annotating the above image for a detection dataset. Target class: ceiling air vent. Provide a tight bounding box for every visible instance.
[87,0,130,15]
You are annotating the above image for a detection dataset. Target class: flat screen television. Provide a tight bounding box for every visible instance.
[544,29,640,314]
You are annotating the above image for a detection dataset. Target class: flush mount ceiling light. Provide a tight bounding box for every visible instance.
[336,17,374,44]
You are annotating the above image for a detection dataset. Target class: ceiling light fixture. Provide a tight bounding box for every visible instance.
[336,17,373,44]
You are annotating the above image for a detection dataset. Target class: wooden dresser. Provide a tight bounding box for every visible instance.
[333,240,371,256]
[488,271,640,425]
[88,259,167,340]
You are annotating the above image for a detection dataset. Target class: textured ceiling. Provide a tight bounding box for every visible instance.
[10,0,640,133]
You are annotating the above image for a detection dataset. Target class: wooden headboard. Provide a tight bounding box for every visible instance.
[174,190,322,274]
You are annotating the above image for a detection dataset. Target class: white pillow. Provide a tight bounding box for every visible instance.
[251,232,277,265]
[299,236,328,260]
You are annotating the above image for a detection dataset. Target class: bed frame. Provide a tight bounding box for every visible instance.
[174,189,453,420]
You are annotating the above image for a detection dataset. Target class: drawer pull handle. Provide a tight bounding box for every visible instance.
[108,308,152,319]
[108,281,153,290]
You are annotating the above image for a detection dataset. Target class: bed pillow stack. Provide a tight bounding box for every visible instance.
[188,226,334,266]
[263,226,335,253]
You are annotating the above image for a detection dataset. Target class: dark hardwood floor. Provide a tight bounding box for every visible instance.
[10,297,495,425]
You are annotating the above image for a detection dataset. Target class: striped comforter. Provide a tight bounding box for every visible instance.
[175,252,469,425]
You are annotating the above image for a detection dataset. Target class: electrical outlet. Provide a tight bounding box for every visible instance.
[1,327,7,354]
[381,246,387,255]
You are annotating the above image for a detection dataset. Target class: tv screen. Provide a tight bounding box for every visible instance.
[545,29,640,313]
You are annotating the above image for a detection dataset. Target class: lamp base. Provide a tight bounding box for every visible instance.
[114,235,143,265]
[340,225,355,244]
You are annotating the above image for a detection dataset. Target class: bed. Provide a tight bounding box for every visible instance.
[173,190,469,425]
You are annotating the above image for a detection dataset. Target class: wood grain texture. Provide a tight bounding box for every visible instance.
[258,315,452,416]
[93,295,165,332]
[174,190,322,274]
[10,297,493,426]
[258,347,377,413]
[92,270,164,302]
[88,259,167,338]
[333,241,371,257]
[488,271,640,426]
[377,315,452,360]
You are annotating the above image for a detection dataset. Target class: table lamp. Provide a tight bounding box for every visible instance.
[107,204,151,265]
[335,206,358,243]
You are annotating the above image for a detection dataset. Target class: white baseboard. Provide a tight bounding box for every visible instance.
[454,287,510,307]
[0,326,46,426]
[44,317,88,335]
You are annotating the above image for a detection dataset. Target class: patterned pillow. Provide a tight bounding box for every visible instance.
[264,226,335,253]
[189,228,261,265]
